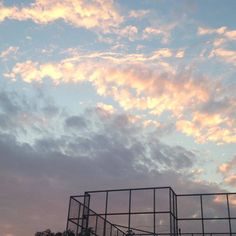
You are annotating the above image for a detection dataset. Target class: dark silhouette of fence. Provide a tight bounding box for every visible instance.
[66,187,236,236]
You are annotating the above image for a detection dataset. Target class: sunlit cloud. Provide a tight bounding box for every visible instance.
[224,30,236,40]
[128,10,150,18]
[7,51,235,143]
[210,48,236,66]
[176,110,236,144]
[198,26,226,36]
[220,156,236,172]
[218,156,236,172]
[224,175,236,186]
[114,25,138,41]
[96,103,116,115]
[0,0,123,32]
[143,26,171,44]
[0,46,19,59]
[218,156,236,187]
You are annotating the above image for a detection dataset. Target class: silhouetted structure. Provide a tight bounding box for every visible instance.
[66,187,236,236]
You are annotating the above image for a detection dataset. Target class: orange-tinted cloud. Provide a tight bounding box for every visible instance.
[198,26,226,35]
[198,26,236,40]
[224,175,236,186]
[0,46,19,59]
[5,50,235,144]
[128,10,149,18]
[0,0,123,32]
[218,156,236,187]
[219,156,236,173]
[176,110,235,144]
[143,24,175,44]
[211,48,236,66]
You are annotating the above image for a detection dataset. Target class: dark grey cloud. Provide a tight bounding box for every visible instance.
[65,115,87,130]
[0,86,230,236]
[0,128,227,236]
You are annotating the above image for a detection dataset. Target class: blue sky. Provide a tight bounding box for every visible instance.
[0,0,235,235]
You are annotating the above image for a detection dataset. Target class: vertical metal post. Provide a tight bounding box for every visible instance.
[172,191,176,236]
[200,195,205,236]
[82,193,90,234]
[66,197,72,231]
[175,194,178,236]
[153,189,156,236]
[226,194,232,236]
[110,224,112,236]
[104,191,109,236]
[76,202,81,236]
[169,188,172,236]
[128,190,132,231]
[95,215,98,235]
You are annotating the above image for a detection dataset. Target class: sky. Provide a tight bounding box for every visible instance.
[0,0,235,235]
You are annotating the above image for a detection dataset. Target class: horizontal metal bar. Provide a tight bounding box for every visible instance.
[85,186,172,194]
[132,233,236,235]
[178,217,236,220]
[70,194,87,198]
[113,223,155,234]
[90,210,171,216]
[177,192,236,197]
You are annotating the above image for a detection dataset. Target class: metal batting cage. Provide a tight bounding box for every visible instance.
[66,187,236,236]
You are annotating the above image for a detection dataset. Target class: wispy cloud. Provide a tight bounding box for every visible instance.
[0,0,123,32]
[128,10,150,18]
[143,25,173,44]
[4,50,235,144]
[0,46,19,59]
[198,26,236,41]
[218,156,236,187]
[210,48,236,66]
[198,26,226,36]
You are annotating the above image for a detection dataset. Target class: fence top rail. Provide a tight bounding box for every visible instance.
[177,192,236,197]
[84,186,173,194]
[70,187,236,197]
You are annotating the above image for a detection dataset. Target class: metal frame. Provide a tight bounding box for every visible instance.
[66,187,236,236]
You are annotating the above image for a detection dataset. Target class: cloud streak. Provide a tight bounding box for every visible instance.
[0,0,123,32]
[4,50,235,144]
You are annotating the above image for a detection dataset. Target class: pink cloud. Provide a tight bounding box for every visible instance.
[0,0,123,32]
[217,156,236,187]
[5,50,235,144]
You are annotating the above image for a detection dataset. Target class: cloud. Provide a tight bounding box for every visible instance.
[0,0,123,32]
[65,115,87,130]
[198,26,236,41]
[224,30,236,40]
[0,46,19,59]
[128,10,149,18]
[4,54,208,116]
[224,175,236,186]
[198,26,226,36]
[143,27,170,44]
[176,114,236,144]
[114,25,138,41]
[218,156,236,174]
[210,48,236,66]
[218,156,236,187]
[0,86,233,236]
[4,49,235,144]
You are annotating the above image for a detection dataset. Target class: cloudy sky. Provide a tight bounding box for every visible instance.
[0,0,236,235]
